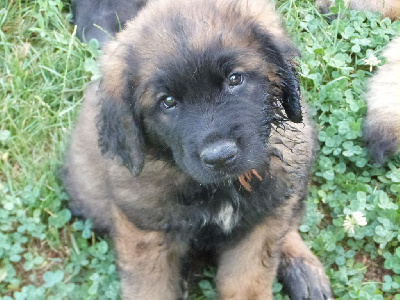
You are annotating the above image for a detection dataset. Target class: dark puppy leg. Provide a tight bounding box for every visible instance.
[112,205,186,300]
[278,230,333,300]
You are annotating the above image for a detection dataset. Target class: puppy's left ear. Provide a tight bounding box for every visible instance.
[252,27,303,123]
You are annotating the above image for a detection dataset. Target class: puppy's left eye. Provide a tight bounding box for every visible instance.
[228,73,243,86]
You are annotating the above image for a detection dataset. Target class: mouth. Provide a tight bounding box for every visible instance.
[237,169,263,192]
[191,166,263,189]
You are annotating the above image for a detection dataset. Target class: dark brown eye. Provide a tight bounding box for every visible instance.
[162,96,177,109]
[228,73,243,86]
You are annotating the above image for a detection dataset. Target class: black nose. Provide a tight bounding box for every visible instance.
[200,140,238,170]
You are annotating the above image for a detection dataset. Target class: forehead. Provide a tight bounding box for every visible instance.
[150,46,263,88]
[134,23,268,101]
[134,0,257,49]
[100,0,290,101]
[111,0,284,109]
[129,0,267,75]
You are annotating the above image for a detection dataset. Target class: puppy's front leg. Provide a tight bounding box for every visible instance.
[278,230,333,300]
[112,205,185,300]
[216,217,288,300]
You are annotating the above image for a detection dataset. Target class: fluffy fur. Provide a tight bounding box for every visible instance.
[363,36,400,162]
[63,0,332,299]
[316,0,400,20]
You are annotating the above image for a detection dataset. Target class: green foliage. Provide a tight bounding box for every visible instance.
[195,269,218,300]
[0,0,399,299]
[0,0,118,299]
[279,0,400,298]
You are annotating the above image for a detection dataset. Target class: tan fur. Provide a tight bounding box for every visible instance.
[112,205,185,300]
[316,0,400,20]
[63,82,113,229]
[217,196,299,300]
[217,222,284,300]
[100,42,129,100]
[364,36,400,160]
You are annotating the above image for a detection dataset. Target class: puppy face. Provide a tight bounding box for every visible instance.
[97,0,302,184]
[141,47,277,184]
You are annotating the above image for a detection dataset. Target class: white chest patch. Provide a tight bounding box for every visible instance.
[214,203,239,233]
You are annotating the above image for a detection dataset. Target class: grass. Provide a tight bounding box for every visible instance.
[0,0,399,299]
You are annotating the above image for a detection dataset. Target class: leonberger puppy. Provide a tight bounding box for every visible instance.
[63,0,333,298]
[316,0,400,20]
[363,36,400,162]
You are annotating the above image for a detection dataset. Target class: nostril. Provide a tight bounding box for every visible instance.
[200,140,238,169]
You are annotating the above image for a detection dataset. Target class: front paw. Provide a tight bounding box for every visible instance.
[278,256,333,300]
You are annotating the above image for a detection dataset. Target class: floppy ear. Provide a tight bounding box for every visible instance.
[96,81,145,176]
[252,26,303,123]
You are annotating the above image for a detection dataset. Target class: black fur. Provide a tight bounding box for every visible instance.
[251,26,303,123]
[97,41,299,244]
[97,30,302,182]
[278,258,333,300]
[71,0,147,47]
[114,166,292,248]
[97,95,145,175]
[363,126,399,164]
